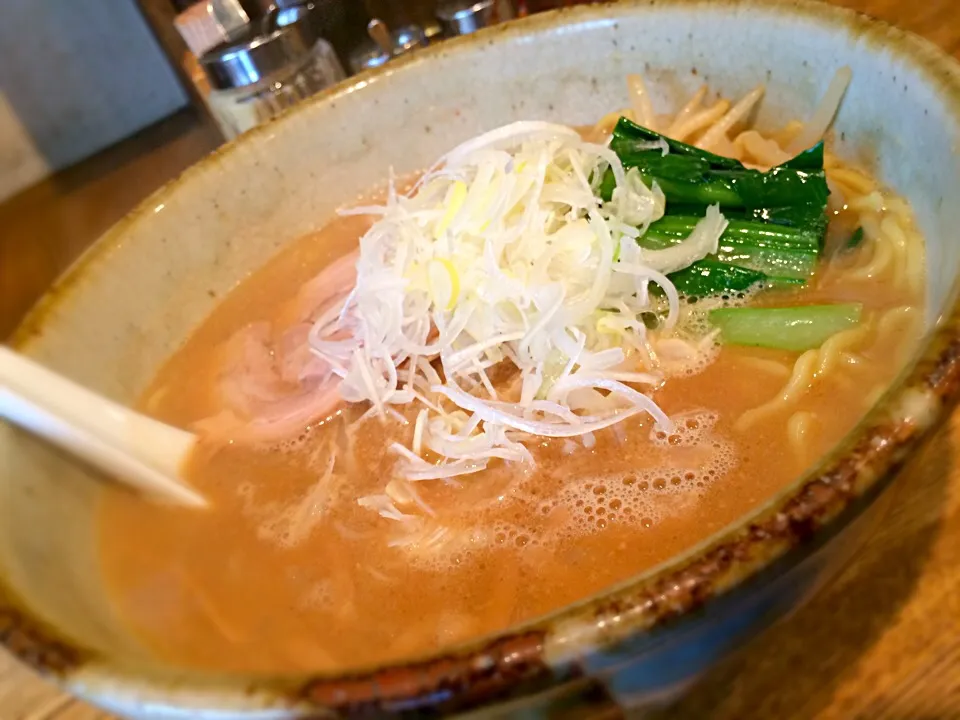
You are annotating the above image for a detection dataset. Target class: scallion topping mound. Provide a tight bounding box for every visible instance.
[309,122,730,480]
[309,115,833,483]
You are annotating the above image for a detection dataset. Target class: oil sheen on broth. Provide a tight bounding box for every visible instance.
[99,84,926,673]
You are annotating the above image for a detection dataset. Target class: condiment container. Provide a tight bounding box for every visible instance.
[436,0,516,37]
[174,0,251,57]
[348,19,429,74]
[199,4,345,139]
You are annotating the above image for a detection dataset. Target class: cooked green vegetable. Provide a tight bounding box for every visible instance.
[641,215,820,279]
[845,226,865,251]
[611,116,826,171]
[610,118,749,169]
[664,202,827,231]
[603,118,829,210]
[777,142,826,171]
[602,117,832,296]
[611,155,829,209]
[669,261,770,297]
[709,303,863,351]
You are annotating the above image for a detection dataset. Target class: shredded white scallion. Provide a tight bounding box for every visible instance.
[309,121,725,491]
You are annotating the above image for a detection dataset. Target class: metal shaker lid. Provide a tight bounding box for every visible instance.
[200,4,319,90]
[348,19,428,74]
[436,0,515,37]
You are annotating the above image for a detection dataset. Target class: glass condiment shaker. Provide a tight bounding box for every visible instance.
[436,0,516,37]
[348,18,430,74]
[200,3,345,139]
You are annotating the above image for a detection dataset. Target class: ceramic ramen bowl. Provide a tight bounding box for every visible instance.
[3,0,960,717]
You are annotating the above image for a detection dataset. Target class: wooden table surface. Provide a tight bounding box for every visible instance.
[2,2,959,717]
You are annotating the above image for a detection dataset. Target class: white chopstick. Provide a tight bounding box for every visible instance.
[0,346,206,508]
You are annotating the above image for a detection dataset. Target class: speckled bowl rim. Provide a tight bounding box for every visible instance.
[5,0,960,715]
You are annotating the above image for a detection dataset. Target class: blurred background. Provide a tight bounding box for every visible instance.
[2,0,956,340]
[1,0,958,336]
[0,0,596,338]
[0,0,591,205]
